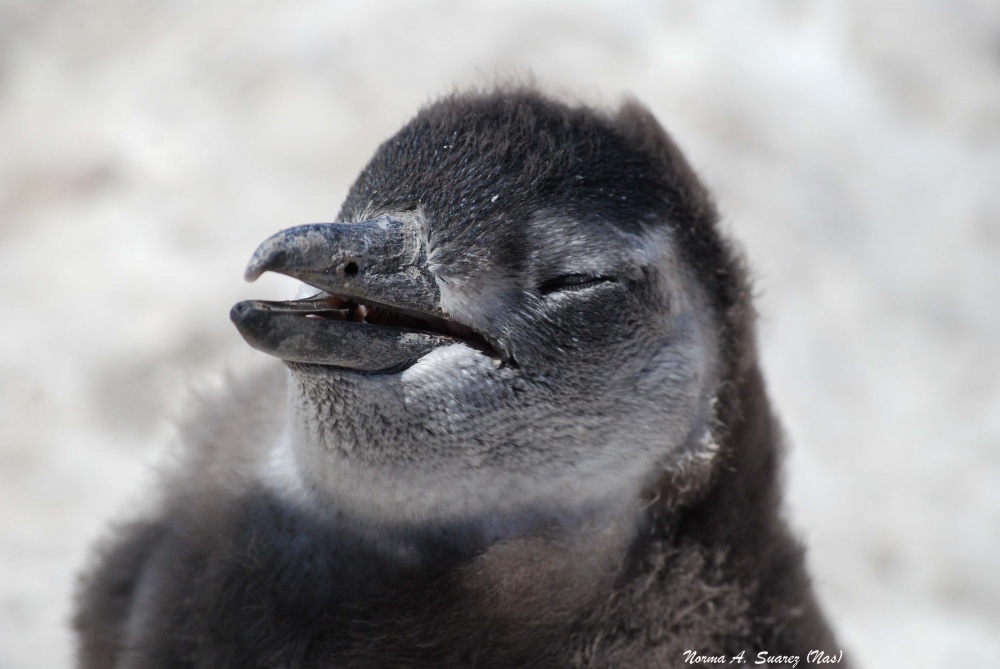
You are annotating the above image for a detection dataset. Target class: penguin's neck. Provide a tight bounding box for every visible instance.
[255,385,647,567]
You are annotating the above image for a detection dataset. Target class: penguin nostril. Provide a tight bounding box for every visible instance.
[342,261,359,277]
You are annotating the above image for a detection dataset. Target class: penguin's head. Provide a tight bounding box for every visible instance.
[232,90,735,532]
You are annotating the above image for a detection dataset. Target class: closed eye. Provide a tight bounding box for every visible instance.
[538,274,616,295]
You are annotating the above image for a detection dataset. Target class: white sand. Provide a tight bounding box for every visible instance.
[2,1,998,667]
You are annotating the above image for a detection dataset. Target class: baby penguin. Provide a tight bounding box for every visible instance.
[75,88,845,668]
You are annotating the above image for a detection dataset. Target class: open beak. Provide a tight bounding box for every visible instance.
[230,215,495,372]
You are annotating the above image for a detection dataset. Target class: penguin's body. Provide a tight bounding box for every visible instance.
[75,88,845,668]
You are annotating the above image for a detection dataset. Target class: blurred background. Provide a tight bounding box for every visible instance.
[2,1,999,667]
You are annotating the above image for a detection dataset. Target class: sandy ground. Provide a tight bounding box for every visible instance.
[2,1,999,667]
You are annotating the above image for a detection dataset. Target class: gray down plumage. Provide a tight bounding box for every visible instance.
[74,87,846,669]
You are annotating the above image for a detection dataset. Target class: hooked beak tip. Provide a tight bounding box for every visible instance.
[243,245,287,283]
[243,265,263,282]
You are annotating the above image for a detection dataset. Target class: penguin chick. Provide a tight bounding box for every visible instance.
[74,87,847,668]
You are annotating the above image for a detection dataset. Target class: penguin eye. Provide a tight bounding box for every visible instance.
[538,274,615,295]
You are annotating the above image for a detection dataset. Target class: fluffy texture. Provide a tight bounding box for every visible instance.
[75,88,845,668]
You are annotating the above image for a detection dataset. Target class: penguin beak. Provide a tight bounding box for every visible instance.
[242,215,443,316]
[231,216,496,372]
